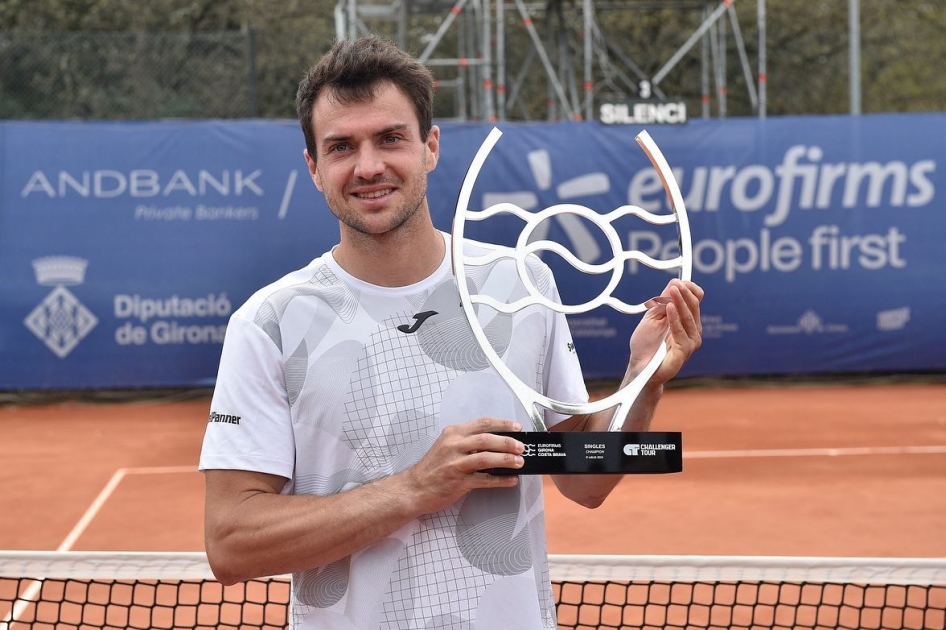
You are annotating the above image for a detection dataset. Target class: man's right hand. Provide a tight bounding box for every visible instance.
[403,417,525,514]
[204,417,525,584]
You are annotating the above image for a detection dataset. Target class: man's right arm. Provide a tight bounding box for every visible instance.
[203,417,526,585]
[204,468,426,585]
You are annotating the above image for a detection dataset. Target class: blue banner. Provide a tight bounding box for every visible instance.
[2,114,944,389]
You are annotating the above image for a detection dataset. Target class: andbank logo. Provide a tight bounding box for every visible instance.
[481,148,610,263]
[24,257,99,358]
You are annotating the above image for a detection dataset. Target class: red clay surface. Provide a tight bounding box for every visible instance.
[2,382,945,558]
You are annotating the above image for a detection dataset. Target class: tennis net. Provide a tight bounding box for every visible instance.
[1,552,944,629]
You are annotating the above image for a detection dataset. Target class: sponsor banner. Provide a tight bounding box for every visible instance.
[433,115,945,380]
[1,121,328,389]
[2,114,944,389]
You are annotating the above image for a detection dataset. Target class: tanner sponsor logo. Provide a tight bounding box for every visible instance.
[208,412,241,425]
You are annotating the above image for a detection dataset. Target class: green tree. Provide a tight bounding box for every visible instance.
[0,0,943,120]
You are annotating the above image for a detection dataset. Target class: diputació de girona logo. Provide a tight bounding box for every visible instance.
[23,256,99,358]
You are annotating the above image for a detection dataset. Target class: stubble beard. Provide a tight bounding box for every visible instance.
[326,168,429,238]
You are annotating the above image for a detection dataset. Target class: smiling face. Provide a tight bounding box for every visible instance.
[304,81,440,239]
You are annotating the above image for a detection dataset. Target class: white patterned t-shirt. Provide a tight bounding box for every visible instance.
[199,232,589,630]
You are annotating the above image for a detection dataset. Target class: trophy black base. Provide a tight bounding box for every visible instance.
[487,431,682,475]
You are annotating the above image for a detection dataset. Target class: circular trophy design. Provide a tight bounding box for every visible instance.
[451,128,692,474]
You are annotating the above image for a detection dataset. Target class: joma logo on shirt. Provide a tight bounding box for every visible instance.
[208,411,241,425]
[397,310,438,334]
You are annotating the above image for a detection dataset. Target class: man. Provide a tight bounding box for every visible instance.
[200,34,703,629]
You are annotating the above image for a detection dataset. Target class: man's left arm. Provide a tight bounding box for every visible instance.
[550,279,704,508]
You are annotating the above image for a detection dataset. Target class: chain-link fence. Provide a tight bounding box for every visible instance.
[0,30,330,120]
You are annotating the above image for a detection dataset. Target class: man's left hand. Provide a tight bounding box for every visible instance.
[629,279,704,386]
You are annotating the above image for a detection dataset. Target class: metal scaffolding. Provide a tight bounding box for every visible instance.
[336,0,767,122]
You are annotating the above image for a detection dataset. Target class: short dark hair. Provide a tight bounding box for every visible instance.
[296,35,435,160]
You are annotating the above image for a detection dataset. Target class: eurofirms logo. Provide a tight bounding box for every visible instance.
[24,256,98,358]
[482,147,609,264]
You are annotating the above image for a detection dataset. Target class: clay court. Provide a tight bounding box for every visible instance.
[2,379,945,558]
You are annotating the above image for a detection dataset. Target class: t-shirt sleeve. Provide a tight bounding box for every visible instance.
[541,275,590,429]
[198,313,295,479]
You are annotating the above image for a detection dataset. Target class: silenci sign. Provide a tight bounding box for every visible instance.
[599,101,688,125]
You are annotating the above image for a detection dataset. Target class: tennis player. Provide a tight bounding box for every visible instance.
[199,34,703,630]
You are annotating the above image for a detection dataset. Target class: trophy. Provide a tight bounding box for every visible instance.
[451,127,692,475]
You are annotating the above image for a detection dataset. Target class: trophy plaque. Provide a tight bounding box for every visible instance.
[451,127,692,475]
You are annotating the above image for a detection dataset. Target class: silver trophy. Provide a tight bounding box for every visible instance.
[452,127,692,474]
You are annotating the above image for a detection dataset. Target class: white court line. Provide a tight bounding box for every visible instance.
[1,466,196,629]
[684,445,946,459]
[58,465,195,550]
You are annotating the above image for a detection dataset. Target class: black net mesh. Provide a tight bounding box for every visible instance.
[2,554,945,630]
